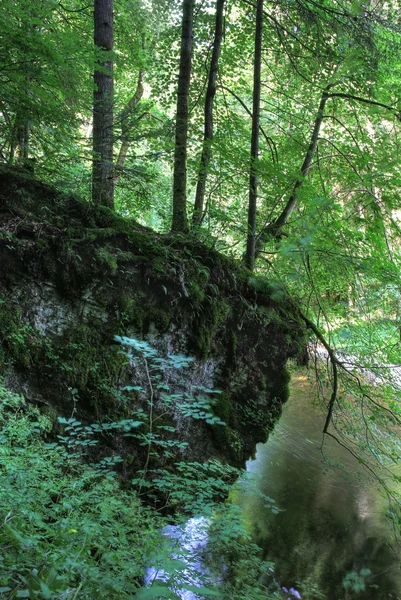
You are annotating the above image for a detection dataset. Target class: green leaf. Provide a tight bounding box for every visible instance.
[136,584,182,599]
[184,585,222,596]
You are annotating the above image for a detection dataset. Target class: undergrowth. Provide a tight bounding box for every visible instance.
[0,338,288,600]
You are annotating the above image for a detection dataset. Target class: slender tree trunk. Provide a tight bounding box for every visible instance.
[11,74,31,165]
[192,0,225,227]
[92,0,114,209]
[10,113,29,163]
[269,88,329,235]
[116,70,145,172]
[171,0,195,234]
[245,0,263,271]
[256,86,399,247]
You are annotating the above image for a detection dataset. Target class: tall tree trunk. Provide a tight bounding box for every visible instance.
[192,0,225,227]
[171,0,195,234]
[11,74,31,165]
[10,113,29,163]
[267,88,330,237]
[116,70,145,174]
[92,0,114,209]
[245,0,263,271]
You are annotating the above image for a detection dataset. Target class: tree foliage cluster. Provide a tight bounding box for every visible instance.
[1,0,401,304]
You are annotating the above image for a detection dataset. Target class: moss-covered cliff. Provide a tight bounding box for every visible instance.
[0,167,307,473]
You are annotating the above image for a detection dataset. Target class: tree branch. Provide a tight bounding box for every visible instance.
[219,85,278,162]
[116,70,145,172]
[329,92,401,120]
[299,311,338,433]
[261,86,331,240]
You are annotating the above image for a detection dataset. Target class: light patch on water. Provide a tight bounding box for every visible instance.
[146,516,211,599]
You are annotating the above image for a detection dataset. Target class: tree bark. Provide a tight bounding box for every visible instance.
[10,113,29,163]
[171,0,195,234]
[268,88,330,237]
[92,0,114,209]
[192,0,225,226]
[245,0,263,271]
[116,70,145,172]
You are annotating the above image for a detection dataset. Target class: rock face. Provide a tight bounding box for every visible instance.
[0,168,307,473]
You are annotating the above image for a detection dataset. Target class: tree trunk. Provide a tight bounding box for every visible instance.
[192,0,225,227]
[267,88,329,236]
[92,0,114,209]
[10,113,29,163]
[116,70,145,174]
[245,0,263,271]
[171,0,195,234]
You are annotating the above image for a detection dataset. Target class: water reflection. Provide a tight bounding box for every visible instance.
[239,374,401,599]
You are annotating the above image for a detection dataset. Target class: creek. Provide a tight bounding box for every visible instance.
[148,372,401,599]
[238,372,401,599]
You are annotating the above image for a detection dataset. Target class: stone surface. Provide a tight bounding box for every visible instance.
[0,168,307,474]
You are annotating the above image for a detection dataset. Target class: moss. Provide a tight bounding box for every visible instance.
[40,404,59,426]
[95,247,118,271]
[118,294,171,335]
[227,429,244,458]
[213,392,231,424]
[151,258,168,275]
[0,169,308,477]
[118,295,146,331]
[35,239,49,252]
[211,391,235,454]
[187,281,205,303]
[194,298,231,359]
[181,261,211,304]
[114,249,136,263]
[92,204,120,228]
[35,318,126,417]
[0,303,43,370]
[145,308,171,333]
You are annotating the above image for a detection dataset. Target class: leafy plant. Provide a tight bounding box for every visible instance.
[115,335,226,486]
[0,385,162,599]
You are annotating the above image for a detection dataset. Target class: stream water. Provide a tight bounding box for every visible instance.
[148,372,401,599]
[238,373,401,599]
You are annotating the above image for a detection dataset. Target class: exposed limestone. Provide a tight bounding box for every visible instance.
[0,167,307,476]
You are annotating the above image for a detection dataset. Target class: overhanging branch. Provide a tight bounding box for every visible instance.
[299,311,338,433]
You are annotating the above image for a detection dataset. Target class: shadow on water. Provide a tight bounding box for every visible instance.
[239,373,401,600]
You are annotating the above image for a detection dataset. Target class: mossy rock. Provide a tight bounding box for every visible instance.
[193,298,231,359]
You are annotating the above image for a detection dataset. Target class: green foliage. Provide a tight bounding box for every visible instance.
[193,298,231,359]
[115,335,226,429]
[140,460,240,513]
[342,568,372,593]
[0,335,289,600]
[0,385,162,599]
[111,337,289,599]
[2,0,401,590]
